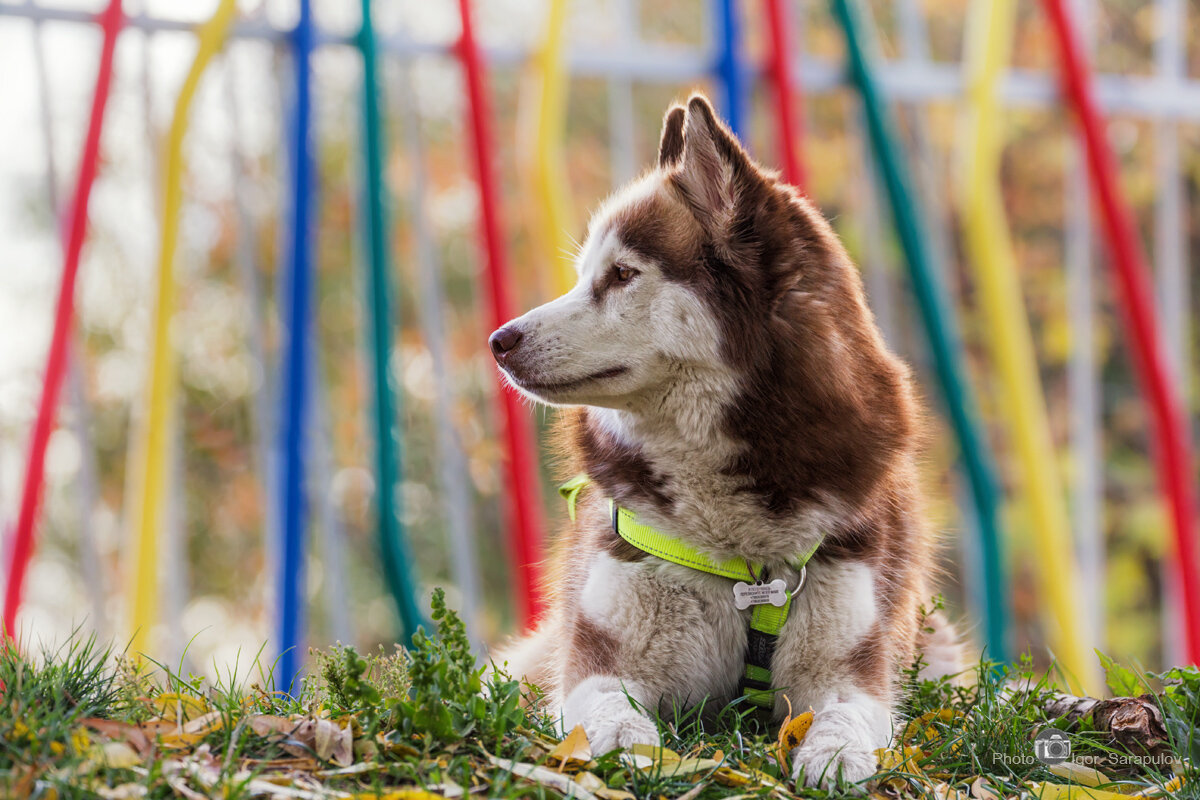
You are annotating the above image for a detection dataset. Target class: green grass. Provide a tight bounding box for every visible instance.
[2,596,1197,799]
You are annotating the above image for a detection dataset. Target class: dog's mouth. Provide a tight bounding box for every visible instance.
[505,364,630,395]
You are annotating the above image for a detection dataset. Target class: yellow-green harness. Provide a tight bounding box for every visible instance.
[559,475,822,709]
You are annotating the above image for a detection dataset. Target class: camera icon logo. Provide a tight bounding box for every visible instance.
[1033,729,1071,765]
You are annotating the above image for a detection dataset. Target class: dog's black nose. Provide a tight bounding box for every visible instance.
[489,326,523,360]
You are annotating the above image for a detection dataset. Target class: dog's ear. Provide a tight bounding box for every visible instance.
[672,93,756,228]
[658,105,686,168]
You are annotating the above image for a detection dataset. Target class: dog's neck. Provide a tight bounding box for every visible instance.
[579,374,833,564]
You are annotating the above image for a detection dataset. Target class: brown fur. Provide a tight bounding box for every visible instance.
[492,95,952,780]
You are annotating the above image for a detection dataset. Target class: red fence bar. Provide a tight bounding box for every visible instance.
[455,0,547,627]
[763,0,806,188]
[1041,0,1200,662]
[3,0,125,639]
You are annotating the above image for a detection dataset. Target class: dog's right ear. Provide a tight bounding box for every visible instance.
[670,94,756,230]
[658,105,686,168]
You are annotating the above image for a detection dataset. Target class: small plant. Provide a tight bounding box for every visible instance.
[389,587,527,748]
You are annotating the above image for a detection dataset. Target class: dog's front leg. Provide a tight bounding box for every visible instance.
[772,562,905,790]
[556,549,738,754]
[561,673,661,753]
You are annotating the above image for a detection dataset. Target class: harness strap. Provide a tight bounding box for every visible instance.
[559,475,821,710]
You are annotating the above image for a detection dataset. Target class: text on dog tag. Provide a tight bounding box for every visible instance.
[733,578,789,610]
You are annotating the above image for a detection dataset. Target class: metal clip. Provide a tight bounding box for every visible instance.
[789,565,808,598]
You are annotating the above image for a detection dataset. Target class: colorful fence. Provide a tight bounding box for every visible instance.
[0,0,1195,688]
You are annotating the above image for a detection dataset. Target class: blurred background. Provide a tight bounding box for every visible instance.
[0,0,1197,685]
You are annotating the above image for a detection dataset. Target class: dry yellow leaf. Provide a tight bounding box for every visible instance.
[630,744,682,763]
[487,755,599,800]
[159,710,224,748]
[1134,775,1185,797]
[876,746,927,774]
[902,709,965,748]
[575,772,607,792]
[1032,782,1133,800]
[1048,761,1111,788]
[150,692,210,722]
[653,758,723,777]
[547,724,593,772]
[874,746,929,794]
[775,709,815,772]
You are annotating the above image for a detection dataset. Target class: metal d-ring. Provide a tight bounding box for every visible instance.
[789,565,808,598]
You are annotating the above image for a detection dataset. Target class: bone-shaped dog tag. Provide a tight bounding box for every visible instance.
[733,578,789,609]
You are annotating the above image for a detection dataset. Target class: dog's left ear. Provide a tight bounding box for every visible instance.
[658,105,686,167]
[671,94,757,228]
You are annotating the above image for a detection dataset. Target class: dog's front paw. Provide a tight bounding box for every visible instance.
[583,703,660,754]
[562,676,661,755]
[788,700,889,792]
[790,735,877,791]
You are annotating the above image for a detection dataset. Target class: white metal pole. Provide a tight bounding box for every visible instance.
[1065,0,1104,657]
[393,63,483,646]
[1154,0,1188,670]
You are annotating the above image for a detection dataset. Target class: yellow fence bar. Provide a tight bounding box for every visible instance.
[127,0,239,656]
[958,0,1097,691]
[527,0,575,296]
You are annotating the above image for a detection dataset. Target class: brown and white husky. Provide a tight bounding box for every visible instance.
[487,94,961,789]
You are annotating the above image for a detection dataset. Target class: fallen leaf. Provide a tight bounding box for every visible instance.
[672,782,709,800]
[902,709,964,750]
[873,747,929,794]
[1048,761,1111,788]
[79,718,152,758]
[594,789,637,800]
[646,757,723,777]
[97,742,141,769]
[150,692,210,722]
[312,717,354,766]
[930,782,969,800]
[248,714,353,765]
[314,762,384,778]
[352,791,446,800]
[488,755,598,800]
[575,773,607,793]
[876,747,926,775]
[243,756,320,772]
[248,715,299,738]
[1133,775,1185,797]
[775,710,814,773]
[93,783,147,799]
[548,725,593,772]
[970,776,1002,800]
[375,731,419,759]
[422,780,465,798]
[164,771,208,800]
[1032,782,1132,800]
[159,711,224,748]
[629,744,681,763]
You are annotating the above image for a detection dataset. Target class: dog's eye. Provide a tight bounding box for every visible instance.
[613,264,637,284]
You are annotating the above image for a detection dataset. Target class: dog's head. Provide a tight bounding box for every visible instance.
[490,95,755,409]
[490,94,911,483]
